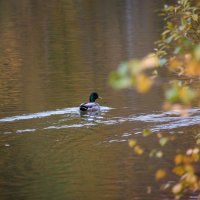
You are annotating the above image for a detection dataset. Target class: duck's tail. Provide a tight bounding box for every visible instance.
[80,104,88,111]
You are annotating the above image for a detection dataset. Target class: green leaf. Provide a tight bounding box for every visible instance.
[165,35,174,44]
[181,87,197,104]
[159,137,169,146]
[142,129,152,137]
[117,63,129,76]
[109,71,131,89]
[192,14,198,21]
[181,18,188,27]
[194,44,200,61]
[166,85,180,103]
[173,47,182,55]
[159,58,167,66]
[162,29,170,36]
[167,22,173,30]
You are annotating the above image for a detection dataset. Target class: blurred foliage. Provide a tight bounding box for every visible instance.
[110,0,200,199]
[110,0,200,111]
[109,53,160,92]
[129,131,200,199]
[156,0,200,57]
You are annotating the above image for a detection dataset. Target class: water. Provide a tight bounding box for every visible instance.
[0,1,199,200]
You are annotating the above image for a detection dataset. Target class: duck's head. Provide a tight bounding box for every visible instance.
[89,92,100,102]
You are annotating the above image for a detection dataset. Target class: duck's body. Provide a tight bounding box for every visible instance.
[79,92,101,112]
[80,102,100,112]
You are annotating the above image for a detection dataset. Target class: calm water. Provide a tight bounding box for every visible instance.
[0,1,199,200]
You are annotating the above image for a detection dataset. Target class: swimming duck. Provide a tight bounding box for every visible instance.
[80,92,101,112]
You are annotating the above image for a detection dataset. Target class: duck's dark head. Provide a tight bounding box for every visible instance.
[89,92,99,102]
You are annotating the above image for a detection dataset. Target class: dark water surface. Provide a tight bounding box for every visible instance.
[0,1,199,200]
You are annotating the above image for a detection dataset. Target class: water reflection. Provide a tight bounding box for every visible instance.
[0,1,191,200]
[0,0,164,117]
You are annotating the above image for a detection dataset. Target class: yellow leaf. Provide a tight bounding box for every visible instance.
[134,145,144,155]
[169,57,182,70]
[136,74,152,93]
[192,14,198,21]
[172,166,185,176]
[192,153,199,162]
[196,138,200,145]
[157,133,162,138]
[194,44,200,61]
[141,54,160,69]
[155,169,166,180]
[193,148,199,154]
[174,154,184,165]
[183,156,193,164]
[128,139,137,147]
[186,173,197,184]
[185,165,194,173]
[172,183,182,194]
[185,60,200,76]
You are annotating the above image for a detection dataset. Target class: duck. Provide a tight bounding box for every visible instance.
[79,92,101,112]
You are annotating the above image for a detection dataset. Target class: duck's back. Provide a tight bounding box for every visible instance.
[80,102,100,111]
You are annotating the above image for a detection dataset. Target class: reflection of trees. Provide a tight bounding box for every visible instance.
[0,1,167,199]
[0,0,163,114]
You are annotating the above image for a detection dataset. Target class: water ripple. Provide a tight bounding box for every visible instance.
[44,123,95,130]
[1,107,200,135]
[16,129,36,133]
[0,106,112,123]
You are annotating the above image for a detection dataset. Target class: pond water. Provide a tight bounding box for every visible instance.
[0,1,199,200]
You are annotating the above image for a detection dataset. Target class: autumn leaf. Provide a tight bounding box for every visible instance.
[166,82,197,104]
[185,60,200,76]
[184,165,195,173]
[159,137,169,146]
[136,74,152,93]
[134,145,144,155]
[172,166,185,176]
[142,129,152,137]
[155,169,167,180]
[141,54,160,69]
[174,154,184,165]
[157,133,163,138]
[128,139,137,147]
[169,57,182,70]
[194,44,200,61]
[192,14,198,21]
[172,183,183,194]
[196,138,200,145]
[192,153,199,162]
[185,173,197,184]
